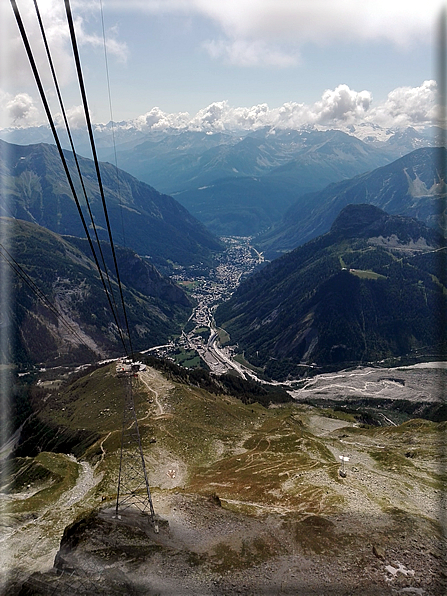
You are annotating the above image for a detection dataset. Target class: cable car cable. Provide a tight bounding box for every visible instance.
[99,0,126,248]
[31,0,120,322]
[10,0,129,355]
[64,0,135,359]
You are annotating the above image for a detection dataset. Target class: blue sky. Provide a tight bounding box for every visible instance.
[0,0,443,130]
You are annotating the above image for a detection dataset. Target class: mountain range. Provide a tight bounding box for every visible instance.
[167,128,395,235]
[107,126,441,236]
[257,147,447,259]
[1,217,192,367]
[0,139,222,273]
[215,204,446,380]
[110,128,389,193]
[0,120,439,161]
[0,124,440,237]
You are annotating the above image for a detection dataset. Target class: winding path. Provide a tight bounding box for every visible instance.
[139,370,164,415]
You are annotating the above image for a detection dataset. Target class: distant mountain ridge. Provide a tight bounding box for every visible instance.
[257,146,447,259]
[0,120,439,159]
[166,128,396,235]
[215,204,446,380]
[1,218,192,367]
[0,139,222,272]
[111,128,390,194]
[0,125,440,237]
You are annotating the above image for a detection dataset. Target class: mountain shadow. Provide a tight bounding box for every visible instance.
[215,204,446,380]
[1,217,192,368]
[0,139,222,272]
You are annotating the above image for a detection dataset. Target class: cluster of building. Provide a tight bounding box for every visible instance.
[156,237,264,371]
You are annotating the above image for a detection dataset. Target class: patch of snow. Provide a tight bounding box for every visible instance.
[385,561,415,581]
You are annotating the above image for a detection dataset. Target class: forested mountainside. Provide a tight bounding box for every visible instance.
[0,139,222,272]
[216,204,446,380]
[1,217,192,368]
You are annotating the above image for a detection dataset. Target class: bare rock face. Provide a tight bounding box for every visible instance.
[18,508,170,595]
[54,507,169,570]
[372,544,386,560]
[14,495,447,596]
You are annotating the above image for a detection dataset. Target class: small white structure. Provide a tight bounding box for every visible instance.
[339,455,350,477]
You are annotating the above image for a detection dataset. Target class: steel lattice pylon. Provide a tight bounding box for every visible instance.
[115,372,158,532]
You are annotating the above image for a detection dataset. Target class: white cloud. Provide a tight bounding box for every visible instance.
[0,0,127,87]
[203,39,299,68]
[54,104,86,129]
[76,26,128,63]
[5,92,41,125]
[106,0,444,67]
[133,106,190,131]
[314,85,373,124]
[1,0,69,87]
[201,0,443,46]
[189,101,228,131]
[1,81,439,137]
[123,81,438,134]
[183,86,374,131]
[370,80,437,128]
[231,103,271,129]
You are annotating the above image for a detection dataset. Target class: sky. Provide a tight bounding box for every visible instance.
[0,0,445,132]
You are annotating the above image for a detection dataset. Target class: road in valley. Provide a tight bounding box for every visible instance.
[158,236,265,379]
[147,237,447,410]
